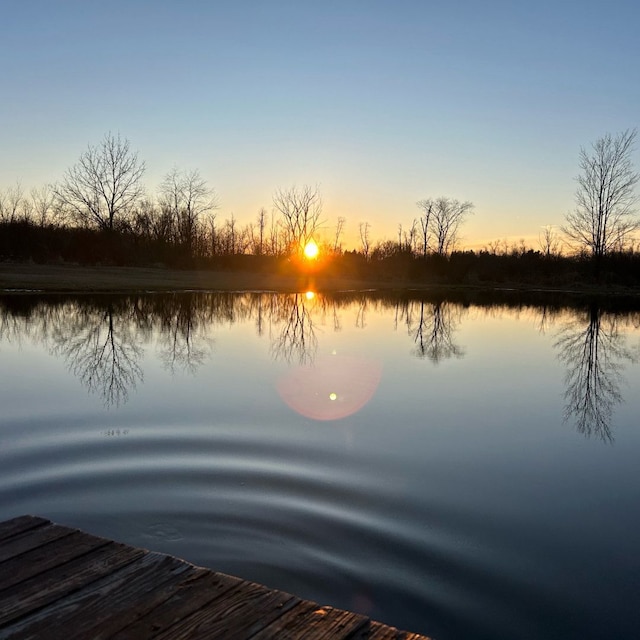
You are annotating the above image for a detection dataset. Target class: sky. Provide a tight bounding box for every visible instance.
[1,0,639,250]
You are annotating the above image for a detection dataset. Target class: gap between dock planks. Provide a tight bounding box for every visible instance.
[0,516,432,640]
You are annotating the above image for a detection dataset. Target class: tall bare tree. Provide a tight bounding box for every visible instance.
[0,182,26,223]
[563,129,639,258]
[30,184,58,227]
[272,184,323,254]
[256,207,268,255]
[416,197,473,256]
[538,225,561,258]
[159,168,217,254]
[55,132,145,231]
[416,199,434,258]
[333,216,346,254]
[359,221,371,259]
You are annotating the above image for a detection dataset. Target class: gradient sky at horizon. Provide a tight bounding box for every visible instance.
[2,0,639,249]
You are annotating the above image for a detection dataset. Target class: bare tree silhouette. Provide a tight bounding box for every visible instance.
[563,129,639,258]
[555,306,638,442]
[55,132,145,231]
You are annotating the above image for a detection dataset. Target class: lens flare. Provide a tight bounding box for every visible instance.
[277,355,383,421]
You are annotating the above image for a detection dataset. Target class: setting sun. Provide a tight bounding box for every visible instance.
[303,240,319,260]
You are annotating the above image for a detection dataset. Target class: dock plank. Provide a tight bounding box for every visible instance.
[153,580,300,640]
[0,522,74,563]
[111,569,244,639]
[0,552,195,640]
[0,529,110,592]
[367,621,435,639]
[251,601,369,639]
[0,542,144,627]
[0,515,48,542]
[367,622,402,640]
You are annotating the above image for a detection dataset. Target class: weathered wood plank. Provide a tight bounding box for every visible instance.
[0,529,110,592]
[251,600,369,640]
[0,551,195,640]
[0,515,48,542]
[359,621,434,639]
[111,569,244,639]
[0,541,145,627]
[0,552,196,640]
[153,580,300,640]
[0,522,74,564]
[367,622,402,640]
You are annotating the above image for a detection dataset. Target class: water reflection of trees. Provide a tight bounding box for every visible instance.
[150,295,212,374]
[397,299,465,362]
[269,293,318,364]
[50,303,143,407]
[0,295,221,406]
[555,306,639,442]
[2,292,639,429]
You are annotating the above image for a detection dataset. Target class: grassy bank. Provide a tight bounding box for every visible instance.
[0,262,391,293]
[2,262,640,299]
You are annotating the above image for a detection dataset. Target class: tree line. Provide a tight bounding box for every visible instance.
[0,129,638,282]
[0,132,474,264]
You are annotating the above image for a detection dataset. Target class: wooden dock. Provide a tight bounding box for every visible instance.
[0,516,431,639]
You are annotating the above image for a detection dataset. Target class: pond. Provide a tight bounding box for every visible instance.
[1,290,639,640]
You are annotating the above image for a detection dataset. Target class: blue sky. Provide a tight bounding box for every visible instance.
[2,0,639,248]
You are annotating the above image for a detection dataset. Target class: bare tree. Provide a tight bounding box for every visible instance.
[431,197,473,255]
[272,184,323,254]
[256,207,268,255]
[0,182,26,223]
[416,197,474,256]
[55,132,145,231]
[403,219,418,253]
[159,168,217,254]
[563,129,639,258]
[30,184,58,227]
[223,214,237,254]
[538,225,561,258]
[333,216,346,254]
[204,212,218,256]
[416,199,434,258]
[359,221,371,259]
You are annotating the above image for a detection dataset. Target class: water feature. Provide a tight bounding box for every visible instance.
[1,290,639,639]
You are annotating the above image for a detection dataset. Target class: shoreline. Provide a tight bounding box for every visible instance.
[1,262,639,298]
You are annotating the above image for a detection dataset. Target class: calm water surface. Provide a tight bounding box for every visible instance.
[1,291,639,639]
